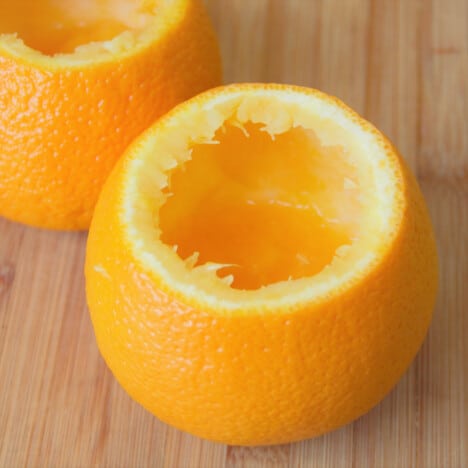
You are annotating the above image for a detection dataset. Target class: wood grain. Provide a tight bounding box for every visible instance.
[1,0,467,466]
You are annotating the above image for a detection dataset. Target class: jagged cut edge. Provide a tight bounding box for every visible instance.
[119,86,405,312]
[0,0,183,66]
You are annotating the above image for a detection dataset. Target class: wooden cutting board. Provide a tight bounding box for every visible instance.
[1,1,466,466]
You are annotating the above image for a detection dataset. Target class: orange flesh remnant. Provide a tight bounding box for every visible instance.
[160,123,362,290]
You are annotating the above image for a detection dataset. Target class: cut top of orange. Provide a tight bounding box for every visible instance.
[110,84,404,312]
[0,0,192,66]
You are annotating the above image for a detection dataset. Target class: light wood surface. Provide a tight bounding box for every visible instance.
[1,1,467,466]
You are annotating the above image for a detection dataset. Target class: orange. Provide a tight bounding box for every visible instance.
[85,84,438,446]
[0,0,221,229]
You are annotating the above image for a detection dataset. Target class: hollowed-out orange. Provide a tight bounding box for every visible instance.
[0,0,221,229]
[85,84,438,445]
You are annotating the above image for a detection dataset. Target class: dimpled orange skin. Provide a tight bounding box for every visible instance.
[0,0,221,229]
[85,85,438,446]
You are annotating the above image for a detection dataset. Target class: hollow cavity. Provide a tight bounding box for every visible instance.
[160,122,362,290]
[0,0,153,55]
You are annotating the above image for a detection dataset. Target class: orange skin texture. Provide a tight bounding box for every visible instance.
[85,86,438,446]
[0,0,221,229]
